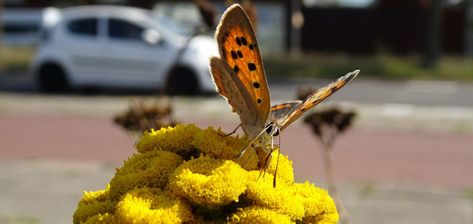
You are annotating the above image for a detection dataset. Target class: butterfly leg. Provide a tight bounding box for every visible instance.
[257,149,273,182]
[220,123,242,137]
[237,141,253,158]
[237,124,273,158]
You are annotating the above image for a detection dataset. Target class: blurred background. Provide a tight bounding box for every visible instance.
[1,0,472,223]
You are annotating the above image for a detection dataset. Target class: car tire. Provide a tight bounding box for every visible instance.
[37,63,70,93]
[165,67,199,96]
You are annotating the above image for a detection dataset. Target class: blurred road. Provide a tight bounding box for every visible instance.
[270,77,473,107]
[2,73,473,107]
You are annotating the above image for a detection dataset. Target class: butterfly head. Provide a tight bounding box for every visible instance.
[265,122,280,137]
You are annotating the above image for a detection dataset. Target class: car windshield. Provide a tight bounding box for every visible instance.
[150,13,195,36]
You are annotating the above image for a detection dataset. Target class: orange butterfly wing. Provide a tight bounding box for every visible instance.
[213,4,270,138]
[272,70,359,130]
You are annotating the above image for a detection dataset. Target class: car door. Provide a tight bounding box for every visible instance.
[103,17,176,88]
[60,16,109,84]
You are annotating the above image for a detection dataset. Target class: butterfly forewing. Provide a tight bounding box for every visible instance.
[274,70,359,130]
[214,4,270,138]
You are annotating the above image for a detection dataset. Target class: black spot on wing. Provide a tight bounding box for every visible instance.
[248,63,256,71]
[233,65,239,73]
[253,82,260,88]
[249,44,254,50]
[237,50,243,58]
[257,98,262,104]
[223,31,229,40]
[241,37,247,45]
[236,37,242,46]
[231,51,237,59]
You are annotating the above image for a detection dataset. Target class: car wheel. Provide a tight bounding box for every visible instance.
[37,63,70,93]
[165,67,199,96]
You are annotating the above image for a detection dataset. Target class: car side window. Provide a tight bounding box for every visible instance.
[108,18,144,41]
[66,18,98,37]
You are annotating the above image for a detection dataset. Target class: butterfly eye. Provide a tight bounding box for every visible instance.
[265,124,273,134]
[265,123,280,136]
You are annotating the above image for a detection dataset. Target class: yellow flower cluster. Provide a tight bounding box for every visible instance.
[168,156,247,208]
[74,124,338,223]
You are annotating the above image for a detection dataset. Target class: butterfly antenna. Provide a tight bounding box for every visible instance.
[257,166,264,182]
[222,123,242,137]
[237,124,273,158]
[273,134,281,187]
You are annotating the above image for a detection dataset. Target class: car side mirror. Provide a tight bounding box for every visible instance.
[142,29,161,45]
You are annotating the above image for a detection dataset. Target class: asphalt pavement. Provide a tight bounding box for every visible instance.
[2,72,473,107]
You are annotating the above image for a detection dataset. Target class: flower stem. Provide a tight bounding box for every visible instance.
[321,126,350,224]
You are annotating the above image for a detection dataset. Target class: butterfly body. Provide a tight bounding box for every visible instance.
[210,4,359,156]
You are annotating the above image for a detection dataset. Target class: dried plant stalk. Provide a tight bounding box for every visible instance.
[303,106,356,224]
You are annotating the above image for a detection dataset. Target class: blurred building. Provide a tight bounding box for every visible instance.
[1,0,468,55]
[300,0,465,54]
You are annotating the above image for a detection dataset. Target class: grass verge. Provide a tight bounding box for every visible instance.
[0,46,35,73]
[264,53,473,81]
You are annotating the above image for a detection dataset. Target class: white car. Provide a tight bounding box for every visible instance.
[30,5,218,94]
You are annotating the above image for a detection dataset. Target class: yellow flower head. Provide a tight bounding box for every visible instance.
[264,151,295,185]
[193,127,259,170]
[116,187,193,224]
[228,206,294,224]
[168,156,247,208]
[73,185,116,224]
[81,213,118,224]
[74,125,338,224]
[135,124,200,154]
[109,150,183,199]
[293,182,339,224]
[245,171,305,220]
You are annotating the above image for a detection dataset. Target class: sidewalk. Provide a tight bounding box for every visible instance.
[0,160,471,224]
[1,92,472,133]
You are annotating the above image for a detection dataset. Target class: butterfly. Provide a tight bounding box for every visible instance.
[210,4,359,172]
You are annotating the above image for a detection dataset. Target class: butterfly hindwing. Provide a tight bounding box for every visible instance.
[274,70,359,130]
[210,57,252,118]
[214,4,270,138]
[270,101,301,123]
